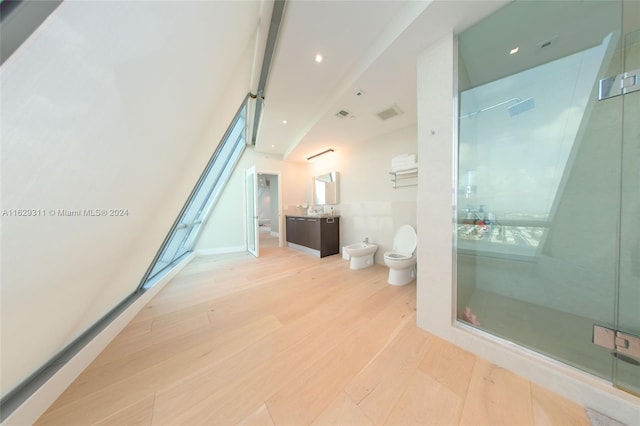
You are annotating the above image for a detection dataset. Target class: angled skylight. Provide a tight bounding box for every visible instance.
[139,97,249,288]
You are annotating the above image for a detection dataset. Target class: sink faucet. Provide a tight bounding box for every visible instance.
[364,237,369,244]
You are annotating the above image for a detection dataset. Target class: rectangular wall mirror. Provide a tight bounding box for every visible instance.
[313,171,339,205]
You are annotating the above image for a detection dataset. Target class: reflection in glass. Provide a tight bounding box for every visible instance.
[458,37,611,258]
[456,0,625,381]
[615,26,640,395]
[313,171,339,205]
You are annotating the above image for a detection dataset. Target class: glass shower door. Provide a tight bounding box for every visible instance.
[456,0,638,390]
[615,20,640,395]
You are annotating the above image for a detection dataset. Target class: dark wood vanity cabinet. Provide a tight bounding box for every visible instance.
[285,216,339,257]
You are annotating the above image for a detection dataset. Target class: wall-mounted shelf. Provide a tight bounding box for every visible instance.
[390,168,418,188]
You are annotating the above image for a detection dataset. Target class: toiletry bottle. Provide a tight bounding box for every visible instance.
[476,205,485,226]
[465,206,474,225]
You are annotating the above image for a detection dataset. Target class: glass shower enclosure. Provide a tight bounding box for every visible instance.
[456,0,639,394]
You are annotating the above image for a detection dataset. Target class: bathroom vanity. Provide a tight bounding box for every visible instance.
[285,215,340,258]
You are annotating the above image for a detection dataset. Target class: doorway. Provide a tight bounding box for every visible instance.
[246,167,282,258]
[455,0,639,394]
[257,173,281,250]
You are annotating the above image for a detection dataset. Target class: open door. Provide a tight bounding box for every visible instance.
[246,165,259,257]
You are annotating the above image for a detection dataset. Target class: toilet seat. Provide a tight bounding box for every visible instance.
[385,252,410,260]
[391,224,417,255]
[383,225,417,286]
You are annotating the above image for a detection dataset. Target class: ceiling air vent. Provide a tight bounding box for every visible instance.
[336,110,350,119]
[538,35,558,50]
[376,104,403,121]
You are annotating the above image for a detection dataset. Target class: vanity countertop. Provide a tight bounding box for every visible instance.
[285,214,340,219]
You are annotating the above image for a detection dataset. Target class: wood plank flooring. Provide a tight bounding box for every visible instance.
[35,238,590,425]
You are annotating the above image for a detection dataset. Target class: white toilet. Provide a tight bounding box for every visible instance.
[383,225,417,286]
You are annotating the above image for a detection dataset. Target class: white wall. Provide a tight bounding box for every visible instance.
[197,125,417,259]
[0,1,261,398]
[195,149,309,253]
[267,174,280,234]
[309,125,418,264]
[416,33,639,426]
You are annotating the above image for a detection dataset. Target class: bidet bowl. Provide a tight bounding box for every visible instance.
[345,242,378,270]
[345,242,378,257]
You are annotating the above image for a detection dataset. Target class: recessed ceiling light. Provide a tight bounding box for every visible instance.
[510,47,519,55]
[282,120,287,124]
[271,144,275,148]
[315,53,323,63]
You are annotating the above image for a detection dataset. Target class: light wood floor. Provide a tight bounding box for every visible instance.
[36,239,590,425]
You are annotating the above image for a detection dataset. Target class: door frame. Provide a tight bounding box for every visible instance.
[245,165,259,257]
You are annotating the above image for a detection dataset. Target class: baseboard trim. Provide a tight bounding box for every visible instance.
[439,321,640,426]
[195,245,246,256]
[286,242,320,258]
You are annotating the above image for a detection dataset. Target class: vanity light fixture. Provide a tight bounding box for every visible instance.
[307,148,334,161]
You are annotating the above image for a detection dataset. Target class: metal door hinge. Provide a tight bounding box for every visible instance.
[593,325,640,360]
[599,68,640,100]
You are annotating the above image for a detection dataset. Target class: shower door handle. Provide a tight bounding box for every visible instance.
[598,68,640,100]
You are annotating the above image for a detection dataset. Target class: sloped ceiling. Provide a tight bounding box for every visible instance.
[0,0,264,399]
[256,0,509,163]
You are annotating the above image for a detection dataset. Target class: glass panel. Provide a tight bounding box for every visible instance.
[456,0,623,380]
[143,99,248,285]
[615,10,640,394]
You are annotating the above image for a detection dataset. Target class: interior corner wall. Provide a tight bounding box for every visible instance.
[197,125,418,259]
[416,33,456,335]
[308,125,418,265]
[194,149,309,253]
[0,0,259,399]
[415,32,639,426]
